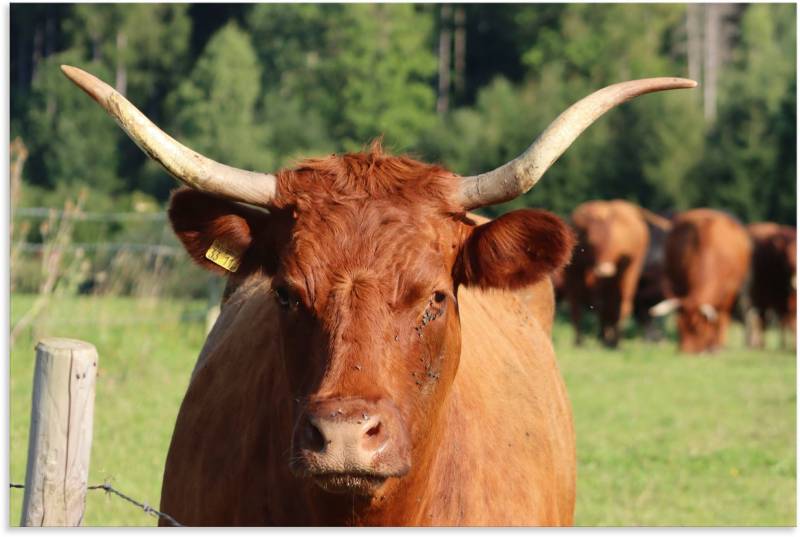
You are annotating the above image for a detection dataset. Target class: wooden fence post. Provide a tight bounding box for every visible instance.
[20,338,98,526]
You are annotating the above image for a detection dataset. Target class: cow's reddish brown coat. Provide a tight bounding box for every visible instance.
[160,144,576,526]
[662,208,752,353]
[564,200,649,347]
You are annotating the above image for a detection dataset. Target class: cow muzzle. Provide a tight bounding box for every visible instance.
[290,398,411,496]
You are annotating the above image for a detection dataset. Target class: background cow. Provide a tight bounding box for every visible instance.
[650,208,752,354]
[745,222,797,349]
[564,200,649,348]
[632,211,673,341]
[62,65,694,526]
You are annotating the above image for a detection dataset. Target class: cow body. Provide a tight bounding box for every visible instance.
[564,200,649,347]
[161,274,575,526]
[745,222,796,349]
[661,209,752,353]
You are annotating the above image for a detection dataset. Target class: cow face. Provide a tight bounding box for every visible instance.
[573,215,617,281]
[169,146,573,497]
[675,304,719,353]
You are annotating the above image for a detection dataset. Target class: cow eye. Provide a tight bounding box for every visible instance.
[274,285,291,308]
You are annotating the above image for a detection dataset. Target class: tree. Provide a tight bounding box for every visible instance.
[63,4,191,105]
[331,5,438,151]
[164,22,271,177]
[429,4,703,218]
[24,51,122,194]
[692,4,796,224]
[248,4,437,154]
[61,4,193,198]
[8,3,795,225]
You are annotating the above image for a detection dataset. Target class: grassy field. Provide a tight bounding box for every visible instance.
[552,319,796,526]
[9,293,796,526]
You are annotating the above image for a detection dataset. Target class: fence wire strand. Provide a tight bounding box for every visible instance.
[10,481,182,527]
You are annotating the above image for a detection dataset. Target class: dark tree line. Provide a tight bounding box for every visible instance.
[10,3,796,225]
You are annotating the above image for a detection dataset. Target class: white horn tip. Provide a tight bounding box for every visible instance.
[649,298,680,317]
[60,64,115,104]
[675,78,699,89]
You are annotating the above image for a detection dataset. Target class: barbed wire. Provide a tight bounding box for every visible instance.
[14,208,166,222]
[32,312,207,326]
[15,242,182,256]
[9,481,182,527]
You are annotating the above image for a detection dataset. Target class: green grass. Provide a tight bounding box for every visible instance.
[554,317,796,526]
[9,294,796,526]
[10,294,207,526]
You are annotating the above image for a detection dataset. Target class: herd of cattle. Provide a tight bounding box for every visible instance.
[61,64,792,527]
[558,199,796,353]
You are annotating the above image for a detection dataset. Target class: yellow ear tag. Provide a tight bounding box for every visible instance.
[205,240,243,273]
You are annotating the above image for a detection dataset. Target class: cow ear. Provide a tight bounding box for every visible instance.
[455,209,575,290]
[168,188,289,277]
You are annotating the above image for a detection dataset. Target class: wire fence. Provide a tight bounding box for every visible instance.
[9,481,183,527]
[15,242,181,256]
[11,207,209,528]
[10,203,219,301]
[13,207,167,222]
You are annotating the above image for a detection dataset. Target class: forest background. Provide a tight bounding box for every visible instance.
[9,3,797,298]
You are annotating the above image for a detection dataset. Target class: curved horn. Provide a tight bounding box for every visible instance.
[60,65,277,206]
[457,77,698,209]
[699,303,718,322]
[649,298,680,317]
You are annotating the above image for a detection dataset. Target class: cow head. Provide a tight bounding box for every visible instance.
[570,206,627,289]
[649,297,719,353]
[166,148,574,495]
[61,65,695,497]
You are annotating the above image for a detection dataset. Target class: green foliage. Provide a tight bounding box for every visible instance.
[64,4,192,105]
[329,5,437,151]
[248,4,437,154]
[692,4,797,224]
[165,22,271,172]
[9,4,797,222]
[23,51,122,194]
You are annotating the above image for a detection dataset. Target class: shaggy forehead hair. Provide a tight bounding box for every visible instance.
[275,141,462,214]
[274,141,467,311]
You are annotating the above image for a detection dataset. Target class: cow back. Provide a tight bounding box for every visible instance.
[665,209,752,306]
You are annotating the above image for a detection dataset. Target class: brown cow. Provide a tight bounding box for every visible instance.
[745,222,796,349]
[564,200,649,347]
[62,65,695,526]
[632,211,673,341]
[650,209,752,354]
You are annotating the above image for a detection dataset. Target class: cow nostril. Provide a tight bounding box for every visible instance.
[366,422,382,437]
[304,420,326,452]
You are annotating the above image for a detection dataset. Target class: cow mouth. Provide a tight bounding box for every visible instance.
[311,472,388,496]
